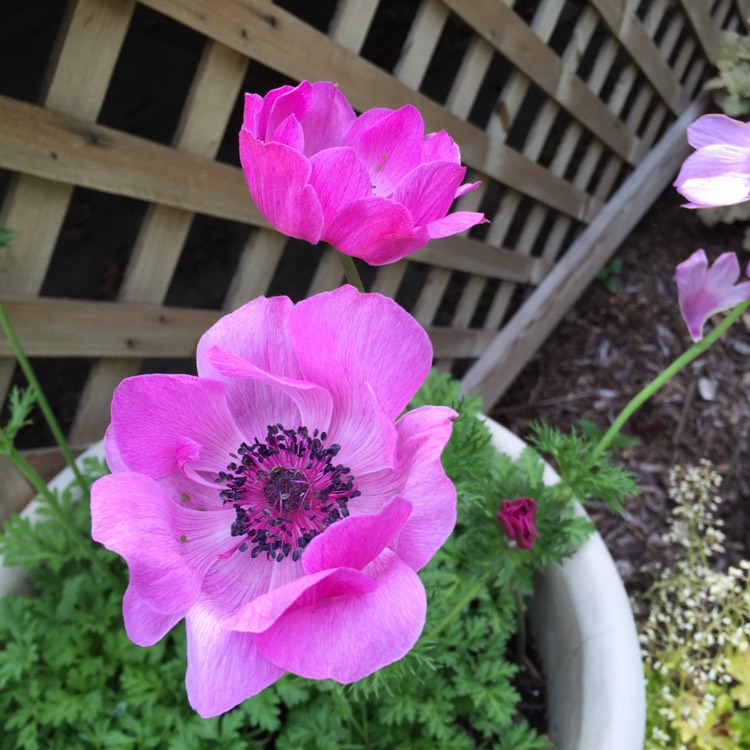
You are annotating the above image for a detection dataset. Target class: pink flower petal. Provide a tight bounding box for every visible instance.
[271,114,305,151]
[103,425,127,473]
[326,382,398,475]
[309,147,372,224]
[356,405,457,570]
[674,146,750,207]
[687,113,750,149]
[122,587,184,646]
[244,87,294,141]
[427,211,489,239]
[290,285,433,421]
[241,92,266,139]
[197,296,297,379]
[254,548,426,683]
[421,130,460,163]
[196,296,303,438]
[322,195,427,264]
[392,161,467,226]
[109,374,242,479]
[344,105,425,196]
[224,567,376,634]
[302,496,413,574]
[185,600,284,718]
[91,473,231,614]
[676,249,750,340]
[455,180,481,198]
[295,82,357,155]
[264,82,314,143]
[206,345,333,434]
[239,134,324,243]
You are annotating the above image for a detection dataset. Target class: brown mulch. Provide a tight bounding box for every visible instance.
[491,187,750,593]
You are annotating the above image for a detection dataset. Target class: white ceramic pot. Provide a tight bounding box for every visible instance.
[483,417,646,750]
[1,425,646,749]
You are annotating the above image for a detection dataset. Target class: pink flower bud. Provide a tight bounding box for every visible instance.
[497,497,538,550]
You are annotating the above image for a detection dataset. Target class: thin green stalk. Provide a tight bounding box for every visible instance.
[7,443,119,586]
[426,569,494,642]
[0,302,88,497]
[514,587,526,665]
[6,444,56,504]
[591,299,750,461]
[336,252,366,293]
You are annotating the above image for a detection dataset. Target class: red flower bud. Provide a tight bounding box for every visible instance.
[497,497,538,550]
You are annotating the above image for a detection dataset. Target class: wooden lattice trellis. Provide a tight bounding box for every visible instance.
[0,0,745,518]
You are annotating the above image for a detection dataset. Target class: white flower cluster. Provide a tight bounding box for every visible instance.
[636,461,750,749]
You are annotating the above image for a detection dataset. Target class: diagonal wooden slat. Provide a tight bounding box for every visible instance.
[443,0,648,164]
[590,0,692,114]
[679,0,723,63]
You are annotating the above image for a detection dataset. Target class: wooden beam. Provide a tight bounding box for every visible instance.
[0,297,497,360]
[460,94,708,408]
[0,297,222,358]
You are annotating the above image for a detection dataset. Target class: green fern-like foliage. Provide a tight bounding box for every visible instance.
[0,370,610,749]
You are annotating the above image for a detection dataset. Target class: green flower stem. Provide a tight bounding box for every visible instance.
[591,299,750,462]
[426,569,494,642]
[0,302,88,498]
[6,442,118,587]
[6,444,56,505]
[514,587,526,664]
[336,252,366,293]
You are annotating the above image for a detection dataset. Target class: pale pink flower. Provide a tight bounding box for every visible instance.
[239,80,487,265]
[673,114,750,208]
[675,249,750,341]
[497,497,538,551]
[91,286,457,717]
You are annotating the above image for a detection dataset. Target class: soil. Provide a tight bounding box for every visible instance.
[492,187,750,596]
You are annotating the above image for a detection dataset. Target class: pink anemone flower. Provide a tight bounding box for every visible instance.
[673,114,750,208]
[675,249,750,341]
[91,285,457,717]
[239,80,487,265]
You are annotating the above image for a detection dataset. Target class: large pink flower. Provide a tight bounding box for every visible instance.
[673,114,750,208]
[239,80,487,265]
[675,249,750,340]
[91,286,457,717]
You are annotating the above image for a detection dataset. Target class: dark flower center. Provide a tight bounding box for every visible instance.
[217,424,360,563]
